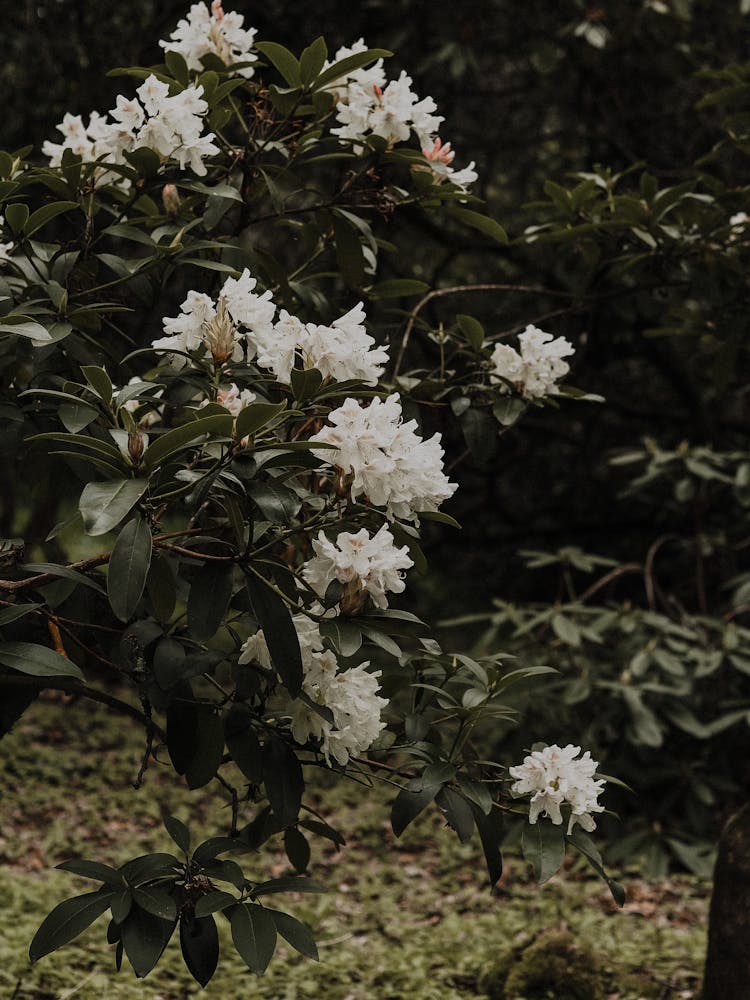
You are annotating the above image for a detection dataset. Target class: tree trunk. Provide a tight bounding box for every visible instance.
[702,803,750,999]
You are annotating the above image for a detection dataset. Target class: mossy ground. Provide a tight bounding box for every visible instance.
[1,694,708,999]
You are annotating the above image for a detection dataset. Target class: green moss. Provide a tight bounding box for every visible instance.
[0,696,709,999]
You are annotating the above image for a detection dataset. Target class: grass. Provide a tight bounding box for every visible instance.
[1,692,709,999]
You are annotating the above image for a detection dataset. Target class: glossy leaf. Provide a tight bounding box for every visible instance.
[107,515,152,621]
[79,479,147,536]
[0,641,83,680]
[230,903,277,975]
[29,889,115,962]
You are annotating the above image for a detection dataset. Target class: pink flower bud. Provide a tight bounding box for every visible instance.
[161,183,181,216]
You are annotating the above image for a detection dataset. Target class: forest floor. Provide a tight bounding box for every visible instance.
[1,693,709,1000]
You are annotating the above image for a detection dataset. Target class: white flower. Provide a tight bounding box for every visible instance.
[302,524,413,609]
[254,309,305,384]
[509,744,605,834]
[160,1,258,79]
[207,383,256,416]
[322,39,386,102]
[238,608,387,765]
[421,138,478,192]
[289,654,388,766]
[300,302,389,386]
[490,325,574,399]
[311,394,457,522]
[332,68,443,150]
[44,76,219,182]
[153,269,275,366]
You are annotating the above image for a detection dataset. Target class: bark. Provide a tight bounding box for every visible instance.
[702,803,750,999]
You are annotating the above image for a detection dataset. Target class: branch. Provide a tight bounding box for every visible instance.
[0,675,166,741]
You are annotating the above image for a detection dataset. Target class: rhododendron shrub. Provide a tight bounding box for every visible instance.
[0,3,621,985]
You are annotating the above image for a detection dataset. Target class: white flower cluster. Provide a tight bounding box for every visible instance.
[490,325,575,400]
[160,1,258,78]
[509,744,605,834]
[239,612,387,765]
[310,394,457,522]
[43,75,219,179]
[302,525,413,609]
[154,271,388,385]
[326,39,476,190]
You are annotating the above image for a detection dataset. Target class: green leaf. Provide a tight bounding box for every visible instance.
[417,510,462,529]
[186,707,224,791]
[268,909,318,960]
[436,787,475,843]
[180,914,219,987]
[391,782,441,837]
[245,569,303,696]
[0,318,52,342]
[368,278,430,299]
[235,400,288,440]
[187,561,234,641]
[5,203,29,234]
[262,736,303,827]
[79,479,147,536]
[25,201,79,238]
[107,515,152,622]
[142,414,233,470]
[333,213,365,289]
[121,905,176,978]
[120,853,180,887]
[284,828,311,873]
[145,552,176,623]
[522,820,566,883]
[245,480,300,525]
[21,562,106,596]
[194,891,237,918]
[457,314,485,350]
[299,37,328,87]
[81,365,113,404]
[0,641,83,680]
[448,207,508,243]
[0,603,42,626]
[551,613,581,647]
[225,705,263,783]
[132,885,177,921]
[470,803,504,888]
[56,860,122,885]
[29,888,115,962]
[252,876,326,897]
[255,42,302,87]
[164,815,190,854]
[230,903,277,974]
[313,48,391,91]
[165,49,190,87]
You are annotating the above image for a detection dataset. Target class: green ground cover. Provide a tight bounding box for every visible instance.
[1,695,708,999]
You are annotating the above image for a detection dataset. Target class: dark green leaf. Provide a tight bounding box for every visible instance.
[164,815,190,854]
[457,314,485,350]
[225,705,263,783]
[235,400,287,441]
[448,207,508,243]
[81,365,113,404]
[29,888,115,962]
[79,479,147,536]
[153,636,186,689]
[107,515,152,621]
[245,569,303,696]
[56,860,122,885]
[133,885,178,920]
[145,552,176,623]
[230,903,277,974]
[0,641,83,680]
[252,876,326,897]
[142,414,233,471]
[284,828,310,873]
[255,42,301,87]
[194,890,237,918]
[186,706,224,790]
[436,787,475,843]
[262,736,303,827]
[471,803,504,888]
[180,914,219,987]
[268,909,318,960]
[391,783,440,837]
[313,48,391,91]
[187,561,234,641]
[299,37,328,87]
[120,853,180,887]
[0,603,42,626]
[245,480,300,525]
[522,820,565,884]
[21,562,106,596]
[121,905,176,978]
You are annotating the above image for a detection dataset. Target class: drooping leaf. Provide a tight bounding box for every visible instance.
[262,736,303,827]
[245,569,303,696]
[180,914,219,987]
[268,909,318,960]
[56,860,122,885]
[230,903,277,975]
[121,905,177,978]
[522,820,566,884]
[107,515,152,621]
[29,888,116,962]
[187,561,235,641]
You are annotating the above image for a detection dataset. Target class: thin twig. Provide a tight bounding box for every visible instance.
[578,562,643,604]
[392,283,570,378]
[0,552,111,592]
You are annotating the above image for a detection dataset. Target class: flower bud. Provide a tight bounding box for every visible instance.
[128,430,146,464]
[339,578,367,617]
[203,298,238,365]
[162,183,181,217]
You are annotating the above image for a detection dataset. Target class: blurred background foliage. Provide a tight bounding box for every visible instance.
[4,0,750,872]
